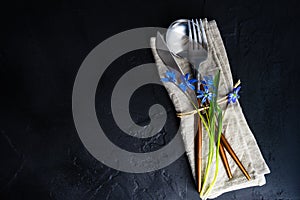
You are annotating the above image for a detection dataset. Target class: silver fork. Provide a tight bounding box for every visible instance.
[188,19,208,193]
[188,19,208,91]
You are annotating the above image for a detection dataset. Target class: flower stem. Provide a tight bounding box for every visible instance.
[200,119,215,197]
[202,107,223,197]
[166,74,222,198]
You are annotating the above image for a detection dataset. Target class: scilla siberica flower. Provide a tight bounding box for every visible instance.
[197,86,213,104]
[161,70,177,83]
[201,75,214,89]
[228,86,241,103]
[178,73,197,92]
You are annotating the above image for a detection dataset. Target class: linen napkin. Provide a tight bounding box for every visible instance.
[150,19,270,199]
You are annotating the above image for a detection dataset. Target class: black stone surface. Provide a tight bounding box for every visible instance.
[0,0,300,199]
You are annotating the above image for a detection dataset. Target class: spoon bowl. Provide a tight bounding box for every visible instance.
[166,19,190,57]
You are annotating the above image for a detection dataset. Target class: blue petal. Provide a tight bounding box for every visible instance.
[161,78,169,82]
[171,75,177,81]
[197,90,204,95]
[207,93,213,101]
[228,94,233,103]
[204,86,209,93]
[166,70,172,76]
[179,83,187,92]
[234,86,241,94]
[165,71,177,83]
[204,76,214,85]
[171,74,176,80]
[184,73,190,80]
[208,80,214,85]
[189,79,198,84]
[201,97,207,104]
[196,95,203,99]
[232,98,237,103]
[188,84,195,90]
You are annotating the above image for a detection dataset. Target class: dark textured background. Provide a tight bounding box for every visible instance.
[0,0,300,199]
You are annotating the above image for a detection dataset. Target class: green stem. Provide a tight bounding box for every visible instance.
[200,120,215,197]
[202,107,223,198]
[167,79,222,198]
[200,70,222,198]
[203,123,222,197]
[205,108,210,127]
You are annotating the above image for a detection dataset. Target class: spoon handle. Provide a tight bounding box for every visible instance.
[219,141,233,179]
[221,134,251,180]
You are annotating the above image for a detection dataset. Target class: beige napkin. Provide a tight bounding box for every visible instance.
[150,19,270,199]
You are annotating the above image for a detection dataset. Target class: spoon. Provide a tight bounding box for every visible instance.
[166,19,190,58]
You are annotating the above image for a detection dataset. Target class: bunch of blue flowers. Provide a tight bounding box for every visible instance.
[161,70,241,106]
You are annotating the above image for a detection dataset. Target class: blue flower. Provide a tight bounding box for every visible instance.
[228,86,241,103]
[197,86,213,104]
[201,75,214,88]
[161,70,177,83]
[178,73,198,92]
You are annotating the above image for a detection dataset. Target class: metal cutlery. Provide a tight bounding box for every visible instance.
[158,19,251,192]
[188,19,251,182]
[187,19,208,192]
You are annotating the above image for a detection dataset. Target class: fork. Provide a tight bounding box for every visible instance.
[188,19,208,91]
[188,19,236,192]
[189,20,251,186]
[187,19,208,193]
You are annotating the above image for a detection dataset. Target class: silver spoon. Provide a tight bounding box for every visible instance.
[166,19,190,58]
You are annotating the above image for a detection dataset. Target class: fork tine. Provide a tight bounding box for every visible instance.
[195,19,202,45]
[188,20,192,49]
[191,19,198,46]
[199,19,208,49]
[188,20,192,43]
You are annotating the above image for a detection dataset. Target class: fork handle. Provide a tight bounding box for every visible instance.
[194,69,201,91]
[196,99,202,193]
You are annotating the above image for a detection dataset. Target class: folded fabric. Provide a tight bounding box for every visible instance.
[150,19,270,199]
